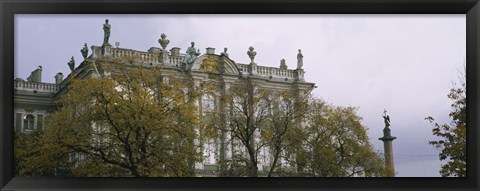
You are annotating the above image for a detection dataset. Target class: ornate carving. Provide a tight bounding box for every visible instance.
[247,46,257,65]
[68,56,75,71]
[81,43,89,59]
[200,55,219,73]
[25,106,34,113]
[158,33,170,50]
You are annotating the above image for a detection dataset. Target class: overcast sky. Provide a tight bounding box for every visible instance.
[15,14,466,177]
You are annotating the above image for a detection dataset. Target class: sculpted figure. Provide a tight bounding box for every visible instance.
[103,19,111,45]
[81,43,89,59]
[280,58,287,69]
[382,109,391,127]
[221,47,229,58]
[68,56,75,71]
[297,49,303,69]
[182,42,200,71]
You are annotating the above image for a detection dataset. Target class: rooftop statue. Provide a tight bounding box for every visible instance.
[221,47,229,58]
[247,46,256,64]
[68,56,75,71]
[182,42,200,71]
[103,19,111,46]
[280,58,287,69]
[158,33,170,50]
[81,43,89,59]
[382,109,391,127]
[297,49,303,69]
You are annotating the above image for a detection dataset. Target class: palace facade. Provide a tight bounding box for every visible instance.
[14,30,315,176]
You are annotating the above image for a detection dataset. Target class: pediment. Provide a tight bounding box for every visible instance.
[191,54,240,75]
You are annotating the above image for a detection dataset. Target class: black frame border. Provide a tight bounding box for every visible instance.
[1,0,479,190]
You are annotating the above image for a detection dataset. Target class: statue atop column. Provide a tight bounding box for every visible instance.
[382,109,391,128]
[221,47,229,58]
[103,19,111,46]
[379,109,396,177]
[68,56,75,71]
[81,43,89,59]
[247,46,257,65]
[297,49,303,69]
[181,42,200,71]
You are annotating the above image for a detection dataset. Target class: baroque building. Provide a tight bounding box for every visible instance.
[14,23,315,176]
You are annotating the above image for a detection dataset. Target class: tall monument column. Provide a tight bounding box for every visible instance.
[379,109,396,177]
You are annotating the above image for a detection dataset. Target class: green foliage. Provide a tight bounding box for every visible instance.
[16,61,387,177]
[18,62,200,177]
[222,79,386,177]
[291,99,387,177]
[426,81,466,177]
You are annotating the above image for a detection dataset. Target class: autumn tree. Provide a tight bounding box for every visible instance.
[262,91,310,177]
[223,78,271,177]
[18,61,200,177]
[291,99,387,177]
[425,79,466,177]
[196,81,229,175]
[15,130,76,176]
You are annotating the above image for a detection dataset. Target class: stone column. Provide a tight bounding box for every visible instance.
[379,126,396,177]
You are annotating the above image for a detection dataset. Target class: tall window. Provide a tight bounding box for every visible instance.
[23,114,35,130]
[280,99,290,114]
[202,94,215,116]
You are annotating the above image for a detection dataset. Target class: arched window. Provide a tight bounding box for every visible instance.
[23,114,35,130]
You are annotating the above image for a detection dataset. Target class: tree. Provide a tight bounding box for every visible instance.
[291,99,387,177]
[262,91,310,177]
[223,78,271,177]
[425,80,466,177]
[19,62,200,177]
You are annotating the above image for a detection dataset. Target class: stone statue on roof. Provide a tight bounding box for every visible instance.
[103,19,111,46]
[280,58,287,69]
[81,43,89,59]
[221,47,229,58]
[182,42,200,71]
[297,49,303,69]
[68,56,75,71]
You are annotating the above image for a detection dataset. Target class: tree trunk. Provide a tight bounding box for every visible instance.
[247,147,258,177]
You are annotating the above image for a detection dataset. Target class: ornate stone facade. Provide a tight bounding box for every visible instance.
[14,35,315,176]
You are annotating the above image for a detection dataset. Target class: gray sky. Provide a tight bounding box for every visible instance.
[15,14,466,177]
